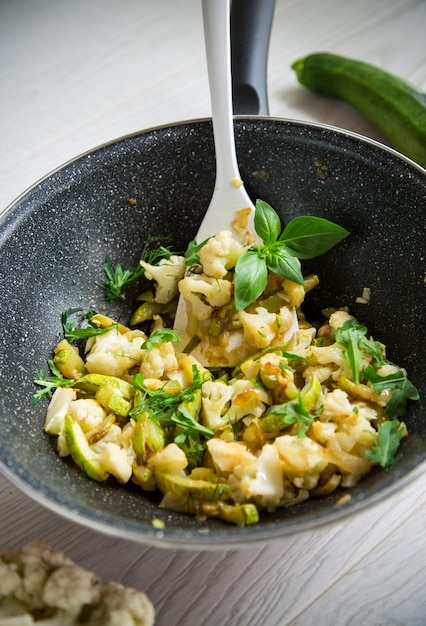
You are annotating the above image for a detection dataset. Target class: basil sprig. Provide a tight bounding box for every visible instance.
[234,200,349,311]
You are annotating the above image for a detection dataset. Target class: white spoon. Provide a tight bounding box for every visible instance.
[174,0,257,358]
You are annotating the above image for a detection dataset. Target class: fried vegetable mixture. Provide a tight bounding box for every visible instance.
[35,201,419,526]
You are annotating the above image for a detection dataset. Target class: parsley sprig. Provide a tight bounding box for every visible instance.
[234,200,349,311]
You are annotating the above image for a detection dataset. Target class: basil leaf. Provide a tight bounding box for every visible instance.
[266,249,304,285]
[279,216,349,259]
[234,251,268,311]
[254,199,281,245]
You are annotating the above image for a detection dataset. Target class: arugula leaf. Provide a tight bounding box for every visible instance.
[233,200,349,311]
[279,216,349,259]
[32,360,74,403]
[363,365,419,419]
[141,328,180,352]
[265,394,317,436]
[365,420,406,467]
[334,319,367,385]
[62,309,117,344]
[234,250,268,311]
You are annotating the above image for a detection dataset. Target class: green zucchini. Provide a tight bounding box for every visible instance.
[291,52,426,168]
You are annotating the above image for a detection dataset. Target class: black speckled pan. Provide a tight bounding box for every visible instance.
[0,3,425,549]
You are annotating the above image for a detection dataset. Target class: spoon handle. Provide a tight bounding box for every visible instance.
[202,0,241,191]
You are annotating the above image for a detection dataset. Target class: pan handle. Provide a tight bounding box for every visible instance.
[230,0,275,116]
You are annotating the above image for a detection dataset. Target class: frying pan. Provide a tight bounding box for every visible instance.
[0,1,425,549]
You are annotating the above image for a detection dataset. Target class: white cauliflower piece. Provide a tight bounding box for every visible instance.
[140,341,178,379]
[231,444,284,508]
[207,438,256,475]
[198,230,245,278]
[239,305,297,350]
[68,398,107,434]
[0,541,155,626]
[328,309,354,333]
[147,443,188,475]
[320,388,357,422]
[140,254,186,304]
[178,274,232,320]
[307,342,353,382]
[85,329,144,378]
[201,379,268,429]
[99,443,133,484]
[274,435,328,489]
[44,387,76,435]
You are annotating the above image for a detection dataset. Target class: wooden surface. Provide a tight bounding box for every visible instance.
[1,1,425,624]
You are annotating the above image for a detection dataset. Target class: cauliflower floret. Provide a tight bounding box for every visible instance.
[329,309,354,333]
[85,329,144,378]
[178,274,232,321]
[198,230,245,278]
[207,438,256,475]
[320,388,356,422]
[0,541,155,626]
[307,342,353,382]
[274,435,328,490]
[201,379,268,429]
[147,443,188,475]
[44,387,76,435]
[68,398,107,433]
[99,442,133,483]
[230,444,284,508]
[140,341,179,379]
[239,305,297,350]
[140,254,186,304]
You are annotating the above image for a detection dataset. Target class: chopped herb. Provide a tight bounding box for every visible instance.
[334,319,367,385]
[264,394,319,436]
[61,309,117,344]
[141,328,180,352]
[363,365,419,419]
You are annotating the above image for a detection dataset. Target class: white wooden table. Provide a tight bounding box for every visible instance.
[1,1,425,624]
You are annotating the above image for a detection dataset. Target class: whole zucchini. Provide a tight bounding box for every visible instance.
[292,52,426,168]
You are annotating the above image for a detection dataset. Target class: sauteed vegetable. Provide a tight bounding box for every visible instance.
[34,201,419,526]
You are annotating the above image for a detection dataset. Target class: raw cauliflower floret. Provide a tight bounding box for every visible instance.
[140,341,179,379]
[201,379,269,429]
[140,254,186,304]
[230,444,284,508]
[198,230,245,278]
[178,274,232,320]
[239,305,297,350]
[85,329,144,378]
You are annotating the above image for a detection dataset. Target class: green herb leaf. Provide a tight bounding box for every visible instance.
[32,360,74,403]
[62,309,117,344]
[334,319,367,384]
[363,365,419,419]
[141,328,180,352]
[266,248,303,284]
[234,251,268,311]
[279,216,349,259]
[185,237,210,267]
[365,419,406,467]
[254,199,281,245]
[98,235,175,301]
[265,394,317,436]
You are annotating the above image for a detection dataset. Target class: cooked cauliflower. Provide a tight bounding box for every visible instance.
[238,305,297,350]
[198,230,245,278]
[140,341,178,379]
[201,379,269,429]
[140,255,185,304]
[231,443,285,508]
[44,387,76,435]
[85,329,144,378]
[178,274,232,321]
[0,541,155,625]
